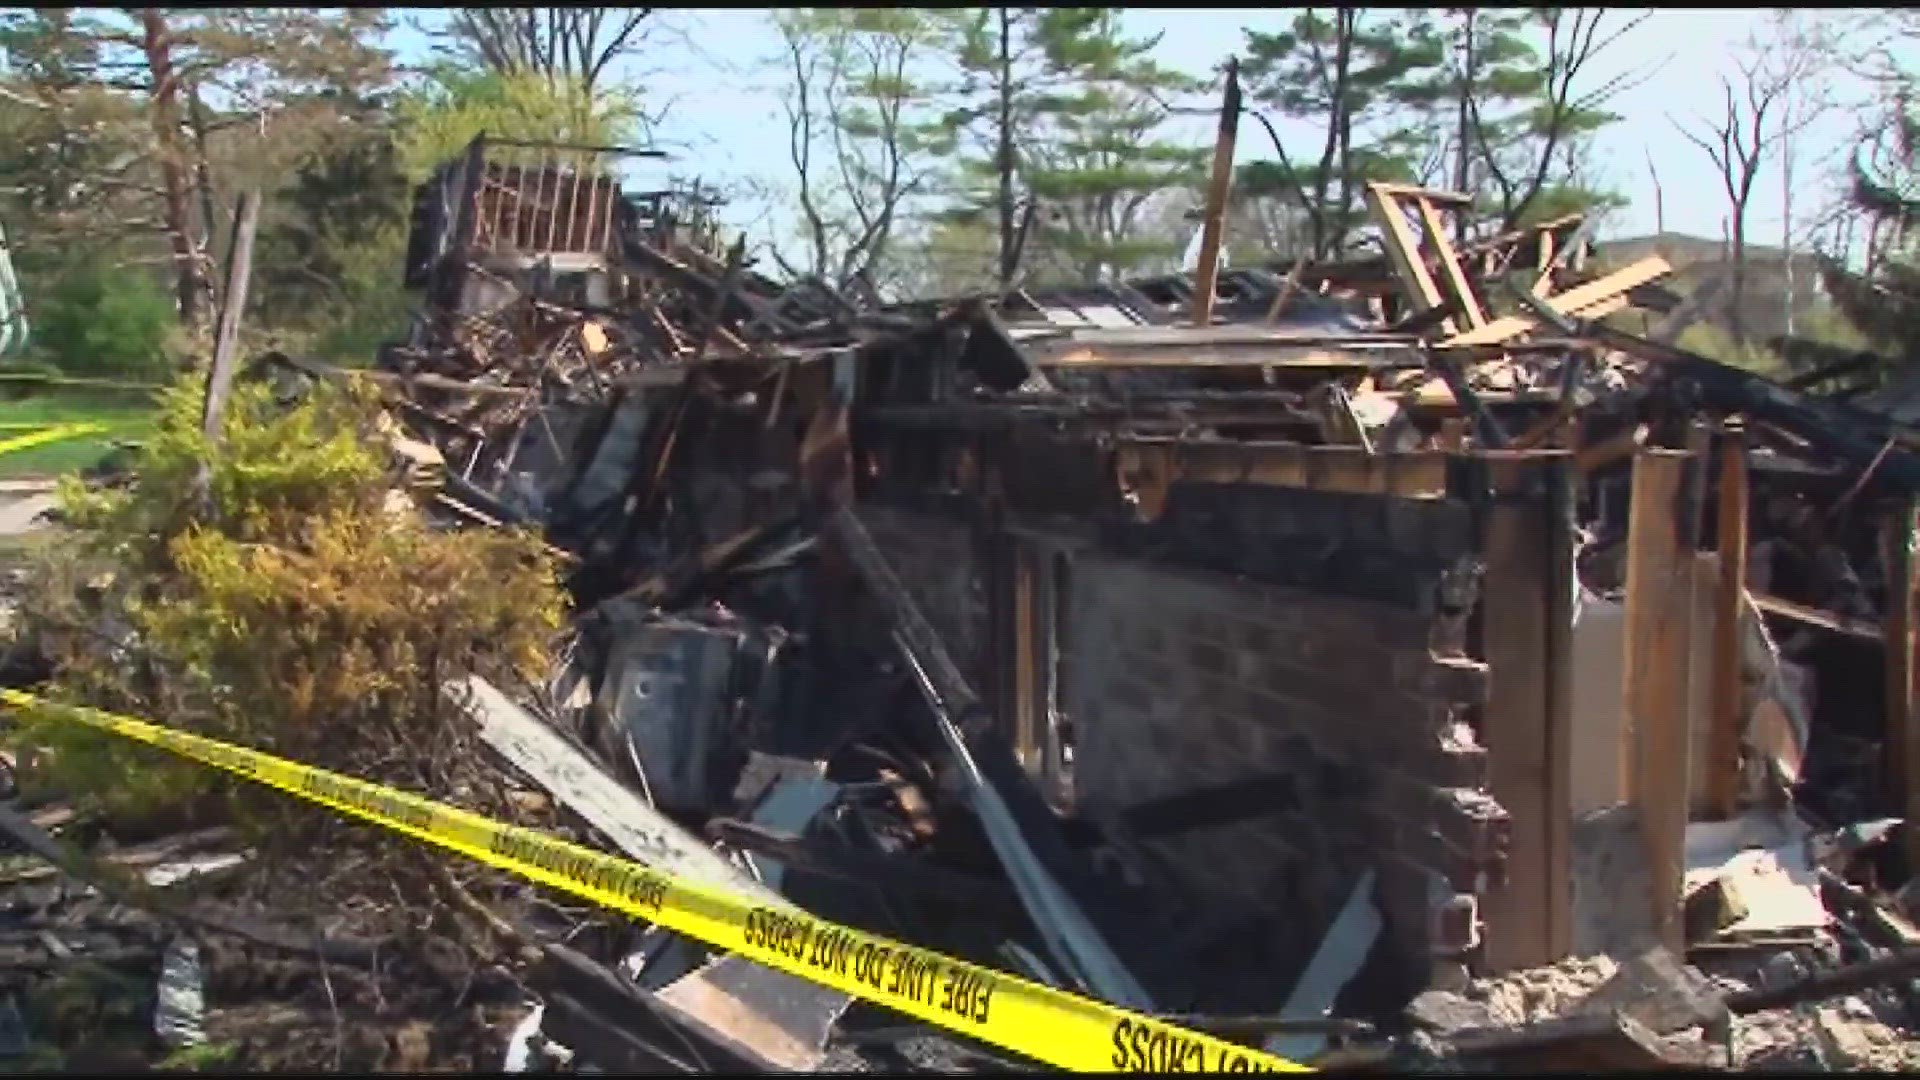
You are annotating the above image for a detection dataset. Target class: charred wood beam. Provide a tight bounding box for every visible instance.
[482,137,668,158]
[690,235,748,364]
[1599,326,1920,496]
[1772,337,1882,394]
[619,236,794,336]
[867,399,1323,438]
[1725,947,1920,1015]
[1429,352,1509,449]
[958,304,1046,393]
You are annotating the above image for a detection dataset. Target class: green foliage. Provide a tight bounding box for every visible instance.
[157,1042,241,1072]
[28,264,180,380]
[767,8,956,289]
[1515,181,1627,227]
[1676,321,1788,377]
[255,124,415,363]
[937,8,1205,283]
[0,7,396,305]
[1823,90,1920,368]
[395,67,645,182]
[1438,10,1631,224]
[1239,10,1447,255]
[14,381,565,829]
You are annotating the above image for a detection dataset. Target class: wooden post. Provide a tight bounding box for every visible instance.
[1706,422,1749,819]
[1623,449,1695,956]
[1478,451,1575,971]
[201,189,260,442]
[1190,56,1241,328]
[1884,498,1920,871]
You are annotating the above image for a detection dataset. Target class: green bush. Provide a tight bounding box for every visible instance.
[11,380,566,834]
[29,264,178,381]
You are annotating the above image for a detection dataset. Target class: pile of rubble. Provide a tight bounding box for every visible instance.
[16,128,1920,1073]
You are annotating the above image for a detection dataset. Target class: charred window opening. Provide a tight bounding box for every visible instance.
[1043,548,1076,806]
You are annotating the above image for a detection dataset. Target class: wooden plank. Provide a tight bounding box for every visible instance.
[448,675,789,907]
[1479,451,1575,971]
[1886,499,1920,874]
[1112,441,1452,512]
[202,190,260,441]
[1706,424,1749,819]
[1438,257,1673,348]
[1190,57,1240,327]
[1575,424,1649,475]
[1533,231,1556,295]
[1368,180,1474,208]
[1622,450,1696,957]
[1265,254,1308,325]
[1365,183,1453,334]
[1748,590,1881,641]
[1413,197,1489,327]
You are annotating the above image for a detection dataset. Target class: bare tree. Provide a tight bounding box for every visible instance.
[1671,27,1827,339]
[768,10,943,292]
[1465,8,1655,229]
[439,9,654,97]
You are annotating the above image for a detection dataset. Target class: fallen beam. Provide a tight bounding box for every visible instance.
[1437,256,1672,348]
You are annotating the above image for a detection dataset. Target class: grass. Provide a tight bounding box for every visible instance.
[0,387,159,480]
[156,1041,240,1072]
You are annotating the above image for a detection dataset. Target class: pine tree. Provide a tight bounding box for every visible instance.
[938,8,1071,287]
[1438,8,1635,230]
[767,8,954,292]
[939,8,1204,286]
[0,8,393,329]
[1822,96,1920,369]
[1238,9,1448,258]
[1021,13,1205,283]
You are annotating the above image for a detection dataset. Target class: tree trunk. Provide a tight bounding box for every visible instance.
[1729,210,1748,341]
[995,8,1016,290]
[1781,97,1796,337]
[1453,9,1477,246]
[138,9,207,331]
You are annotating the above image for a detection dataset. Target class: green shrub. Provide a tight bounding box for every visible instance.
[28,264,178,381]
[12,379,565,834]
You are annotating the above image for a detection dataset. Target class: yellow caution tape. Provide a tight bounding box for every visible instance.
[0,422,107,459]
[0,690,1310,1073]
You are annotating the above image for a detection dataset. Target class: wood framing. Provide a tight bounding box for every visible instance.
[1623,449,1697,956]
[1478,451,1576,972]
[1364,181,1487,335]
[1706,423,1749,819]
[1438,257,1673,349]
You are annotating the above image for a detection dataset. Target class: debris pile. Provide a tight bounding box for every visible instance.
[15,130,1920,1073]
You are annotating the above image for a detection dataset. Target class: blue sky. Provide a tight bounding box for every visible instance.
[400,8,1883,250]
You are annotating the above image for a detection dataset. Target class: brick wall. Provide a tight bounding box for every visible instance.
[1064,554,1505,997]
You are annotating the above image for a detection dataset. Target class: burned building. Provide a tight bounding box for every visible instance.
[306,138,1920,1068]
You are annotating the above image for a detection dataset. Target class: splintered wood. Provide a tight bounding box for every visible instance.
[1623,450,1697,957]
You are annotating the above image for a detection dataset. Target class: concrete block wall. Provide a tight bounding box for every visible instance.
[856,504,989,687]
[1064,555,1505,994]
